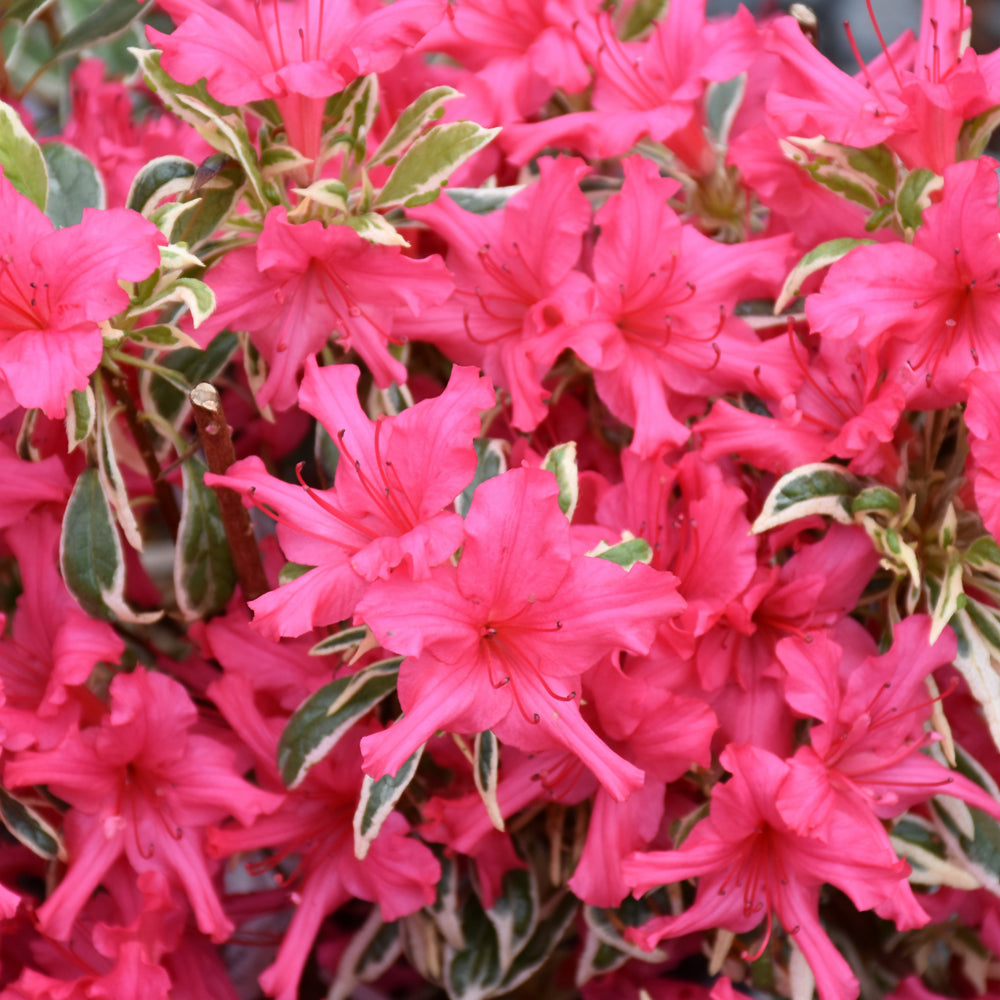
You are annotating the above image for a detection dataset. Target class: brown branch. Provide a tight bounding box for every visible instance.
[190,382,269,603]
[108,375,181,540]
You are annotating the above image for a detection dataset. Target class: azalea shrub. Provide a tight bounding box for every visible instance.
[2,0,1000,998]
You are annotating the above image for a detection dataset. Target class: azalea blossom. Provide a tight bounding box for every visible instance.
[3,669,282,943]
[623,744,923,1000]
[0,171,162,418]
[208,358,493,638]
[807,157,1000,408]
[194,208,453,410]
[151,0,445,163]
[356,467,686,801]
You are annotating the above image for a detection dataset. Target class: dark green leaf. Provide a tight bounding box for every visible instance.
[353,744,423,859]
[51,0,153,58]
[41,141,105,227]
[0,787,63,861]
[278,658,401,788]
[174,458,236,619]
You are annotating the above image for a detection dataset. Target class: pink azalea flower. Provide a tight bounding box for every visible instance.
[151,0,445,162]
[777,617,1000,832]
[696,324,908,478]
[0,513,123,751]
[623,744,921,1000]
[207,358,493,638]
[207,676,439,1000]
[4,668,282,944]
[807,157,1000,408]
[503,0,759,165]
[418,0,595,123]
[0,172,163,418]
[963,369,1000,539]
[765,1,1000,173]
[398,155,599,430]
[356,467,686,801]
[195,208,453,410]
[576,156,798,455]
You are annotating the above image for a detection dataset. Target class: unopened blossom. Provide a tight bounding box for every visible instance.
[357,467,686,801]
[0,172,162,418]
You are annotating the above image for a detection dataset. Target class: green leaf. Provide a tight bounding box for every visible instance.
[846,144,897,191]
[174,458,235,619]
[965,535,1000,580]
[309,624,369,656]
[774,238,876,313]
[751,462,859,533]
[950,607,1000,753]
[620,0,668,39]
[851,486,901,515]
[59,467,160,624]
[456,439,507,518]
[542,442,578,520]
[324,74,379,149]
[487,869,537,975]
[929,550,966,643]
[167,157,246,248]
[444,890,503,1000]
[498,892,578,994]
[277,658,402,789]
[958,106,1000,161]
[326,911,402,1000]
[278,561,312,585]
[588,535,654,569]
[1,0,50,23]
[40,141,105,227]
[706,74,746,148]
[473,729,503,833]
[345,211,408,247]
[896,167,941,232]
[781,136,890,213]
[127,155,197,215]
[95,384,142,551]
[369,85,461,168]
[446,186,526,214]
[51,0,152,59]
[353,744,423,860]
[131,275,216,329]
[374,121,501,211]
[64,386,95,451]
[0,99,47,210]
[0,787,64,861]
[142,330,239,425]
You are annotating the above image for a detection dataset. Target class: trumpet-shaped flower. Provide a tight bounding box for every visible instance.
[207,358,493,638]
[0,172,162,418]
[623,744,923,1000]
[4,669,282,943]
[357,467,686,801]
[195,208,452,410]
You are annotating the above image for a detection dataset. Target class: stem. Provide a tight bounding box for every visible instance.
[108,374,182,540]
[190,382,269,602]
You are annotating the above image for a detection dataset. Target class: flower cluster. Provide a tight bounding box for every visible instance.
[0,1,999,998]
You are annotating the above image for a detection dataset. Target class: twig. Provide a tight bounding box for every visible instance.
[190,382,269,602]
